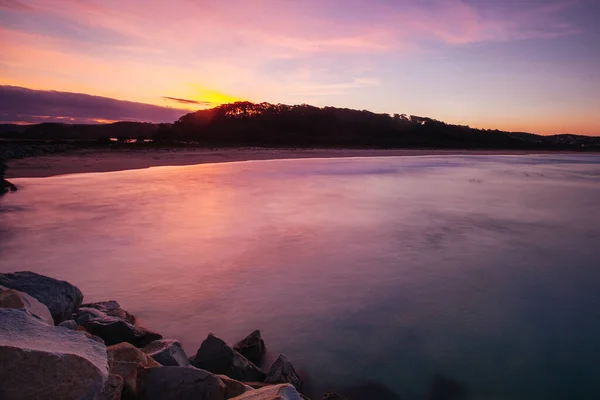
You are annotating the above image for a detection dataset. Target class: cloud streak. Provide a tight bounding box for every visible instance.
[0,86,188,124]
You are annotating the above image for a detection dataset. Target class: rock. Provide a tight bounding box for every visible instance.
[1,179,17,193]
[234,330,266,364]
[73,307,108,325]
[228,383,302,400]
[0,308,108,400]
[107,342,160,399]
[218,375,254,398]
[79,328,106,344]
[59,319,79,330]
[0,271,83,324]
[265,354,303,391]
[0,284,54,325]
[81,300,136,324]
[101,374,124,400]
[83,315,162,347]
[192,333,266,382]
[136,366,226,400]
[322,392,347,400]
[142,339,190,366]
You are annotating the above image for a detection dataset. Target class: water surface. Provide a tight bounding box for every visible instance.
[2,155,600,399]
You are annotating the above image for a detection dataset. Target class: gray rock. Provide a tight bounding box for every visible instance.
[59,319,78,330]
[192,333,266,382]
[217,375,254,398]
[0,308,108,400]
[136,366,226,400]
[0,271,83,324]
[228,383,302,400]
[234,330,266,364]
[265,354,303,391]
[81,300,136,324]
[73,307,107,325]
[142,339,190,366]
[0,284,54,325]
[83,315,162,347]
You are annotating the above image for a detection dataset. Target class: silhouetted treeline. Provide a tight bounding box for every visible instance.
[1,102,599,150]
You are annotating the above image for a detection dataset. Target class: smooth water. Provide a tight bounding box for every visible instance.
[1,155,600,399]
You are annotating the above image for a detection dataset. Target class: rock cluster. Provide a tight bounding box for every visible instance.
[0,271,309,400]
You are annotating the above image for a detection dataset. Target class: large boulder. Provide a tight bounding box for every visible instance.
[229,383,302,400]
[142,339,189,366]
[136,366,226,400]
[0,308,108,400]
[83,315,162,347]
[0,284,54,325]
[0,271,83,324]
[107,342,160,399]
[218,375,254,398]
[234,330,266,364]
[265,354,303,391]
[192,333,266,382]
[81,300,136,324]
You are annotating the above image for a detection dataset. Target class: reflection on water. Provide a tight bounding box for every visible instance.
[1,155,600,400]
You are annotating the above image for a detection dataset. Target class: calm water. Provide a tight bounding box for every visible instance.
[2,155,600,399]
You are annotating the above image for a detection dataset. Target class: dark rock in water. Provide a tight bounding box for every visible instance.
[58,319,78,330]
[192,333,267,382]
[427,375,465,400]
[0,271,83,324]
[81,300,136,324]
[265,354,303,391]
[1,179,17,194]
[0,308,108,400]
[83,315,162,347]
[323,392,347,400]
[234,329,266,364]
[136,366,226,400]
[73,306,107,325]
[0,284,54,325]
[142,339,189,366]
[230,383,302,400]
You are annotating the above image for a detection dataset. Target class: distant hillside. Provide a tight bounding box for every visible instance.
[1,102,598,150]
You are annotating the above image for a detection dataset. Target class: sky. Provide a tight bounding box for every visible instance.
[1,0,599,135]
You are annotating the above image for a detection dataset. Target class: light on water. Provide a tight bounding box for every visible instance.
[1,155,600,399]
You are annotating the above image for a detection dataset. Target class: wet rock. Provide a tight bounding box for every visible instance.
[83,315,162,347]
[0,271,83,324]
[0,308,108,400]
[73,307,108,325]
[229,383,302,400]
[192,333,266,382]
[101,374,124,400]
[0,284,54,325]
[218,374,254,398]
[80,329,106,344]
[265,354,303,391]
[59,319,78,330]
[107,342,160,399]
[136,366,226,400]
[142,339,189,366]
[81,300,136,324]
[234,330,266,364]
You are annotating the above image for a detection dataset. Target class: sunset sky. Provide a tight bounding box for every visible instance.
[1,0,599,134]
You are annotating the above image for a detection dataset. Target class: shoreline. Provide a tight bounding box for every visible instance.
[5,147,584,178]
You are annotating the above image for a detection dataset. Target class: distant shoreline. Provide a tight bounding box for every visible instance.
[5,147,589,178]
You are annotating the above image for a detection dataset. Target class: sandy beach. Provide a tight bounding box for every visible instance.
[5,147,563,178]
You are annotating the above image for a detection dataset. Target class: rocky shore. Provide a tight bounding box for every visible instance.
[0,271,343,400]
